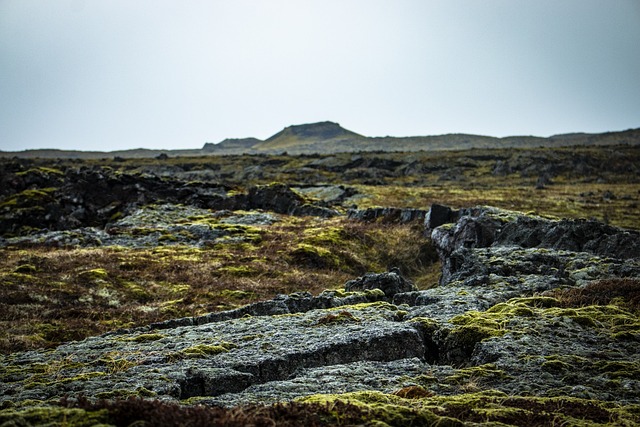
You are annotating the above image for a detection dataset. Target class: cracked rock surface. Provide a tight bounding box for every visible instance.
[1,205,639,408]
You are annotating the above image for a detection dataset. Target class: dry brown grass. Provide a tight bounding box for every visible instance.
[0,217,435,353]
[549,278,640,313]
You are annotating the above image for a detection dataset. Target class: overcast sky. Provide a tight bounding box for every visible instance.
[1,1,639,151]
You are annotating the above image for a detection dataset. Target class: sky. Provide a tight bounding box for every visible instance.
[1,1,639,152]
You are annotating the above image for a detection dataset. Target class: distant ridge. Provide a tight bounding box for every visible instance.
[2,122,639,158]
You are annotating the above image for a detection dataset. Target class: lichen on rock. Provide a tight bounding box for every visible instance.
[1,202,639,425]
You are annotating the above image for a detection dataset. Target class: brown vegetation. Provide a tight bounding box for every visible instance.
[0,218,436,354]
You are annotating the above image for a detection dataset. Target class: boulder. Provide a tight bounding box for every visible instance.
[344,269,417,297]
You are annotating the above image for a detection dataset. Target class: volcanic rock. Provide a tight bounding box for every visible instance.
[1,204,639,411]
[344,269,417,297]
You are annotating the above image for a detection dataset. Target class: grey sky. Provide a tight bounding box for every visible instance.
[1,0,639,151]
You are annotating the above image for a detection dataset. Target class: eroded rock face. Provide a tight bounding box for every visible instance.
[0,175,340,245]
[429,205,640,284]
[1,205,639,408]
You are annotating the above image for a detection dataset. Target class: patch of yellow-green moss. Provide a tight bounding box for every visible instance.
[444,364,507,387]
[118,280,153,302]
[177,342,238,359]
[77,268,109,282]
[15,167,64,177]
[407,317,440,335]
[448,311,510,344]
[0,406,108,426]
[13,264,38,274]
[218,265,258,277]
[327,300,398,312]
[299,390,640,426]
[0,272,42,289]
[289,243,341,270]
[544,304,640,340]
[325,288,386,299]
[298,391,447,426]
[95,386,157,399]
[537,354,640,381]
[0,188,57,209]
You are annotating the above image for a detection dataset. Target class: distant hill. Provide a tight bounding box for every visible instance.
[2,122,639,158]
[251,121,367,153]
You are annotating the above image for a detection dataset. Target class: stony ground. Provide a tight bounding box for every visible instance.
[1,150,639,426]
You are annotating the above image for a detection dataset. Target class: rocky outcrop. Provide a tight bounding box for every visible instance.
[243,183,338,217]
[1,205,639,412]
[0,166,339,239]
[428,205,640,284]
[347,207,427,223]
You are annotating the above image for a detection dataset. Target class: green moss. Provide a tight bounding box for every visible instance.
[299,391,447,427]
[0,406,108,427]
[78,268,109,282]
[486,302,535,317]
[450,311,509,337]
[0,272,41,287]
[304,226,347,246]
[109,211,124,221]
[95,386,157,399]
[407,317,440,335]
[15,166,64,176]
[218,266,258,277]
[96,352,140,374]
[299,390,640,426]
[289,243,341,269]
[0,188,57,209]
[324,288,386,299]
[13,264,38,274]
[509,296,560,308]
[546,304,640,339]
[327,300,398,312]
[178,342,237,358]
[594,360,640,379]
[119,280,153,302]
[541,356,572,373]
[444,364,507,386]
[159,298,185,316]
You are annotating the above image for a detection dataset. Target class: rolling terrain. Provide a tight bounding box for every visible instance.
[3,121,640,158]
[0,140,639,426]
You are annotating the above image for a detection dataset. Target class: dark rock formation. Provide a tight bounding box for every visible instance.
[347,207,427,223]
[344,269,417,297]
[244,183,339,218]
[424,203,458,230]
[0,168,340,239]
